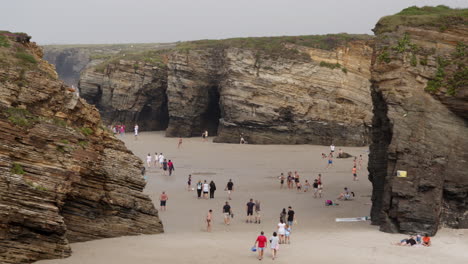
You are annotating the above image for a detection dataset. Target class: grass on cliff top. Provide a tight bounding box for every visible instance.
[374,5,468,34]
[175,34,372,59]
[93,49,170,72]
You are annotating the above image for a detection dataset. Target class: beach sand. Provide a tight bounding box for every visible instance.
[37,132,467,264]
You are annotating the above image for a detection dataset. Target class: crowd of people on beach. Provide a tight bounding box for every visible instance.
[137,133,433,260]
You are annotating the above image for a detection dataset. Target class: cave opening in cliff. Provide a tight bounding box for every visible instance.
[199,85,221,136]
[138,96,169,131]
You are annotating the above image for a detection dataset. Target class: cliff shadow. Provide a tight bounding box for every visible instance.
[198,85,221,136]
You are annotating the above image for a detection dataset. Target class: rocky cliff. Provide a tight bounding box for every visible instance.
[43,48,90,87]
[167,38,373,145]
[78,35,374,145]
[368,6,468,235]
[0,32,163,264]
[79,58,169,131]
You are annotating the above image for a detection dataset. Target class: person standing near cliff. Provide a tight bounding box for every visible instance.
[202,130,208,142]
[358,154,363,170]
[178,137,183,149]
[160,191,168,211]
[159,153,164,169]
[134,124,139,140]
[330,143,335,153]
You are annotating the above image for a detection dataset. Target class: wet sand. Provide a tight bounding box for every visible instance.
[37,132,467,264]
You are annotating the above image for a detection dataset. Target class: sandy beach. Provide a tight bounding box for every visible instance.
[37,132,468,264]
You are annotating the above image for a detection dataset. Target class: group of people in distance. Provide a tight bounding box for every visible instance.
[110,124,140,140]
[278,171,323,198]
[146,152,175,176]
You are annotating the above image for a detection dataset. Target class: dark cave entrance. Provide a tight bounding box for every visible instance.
[138,97,169,131]
[198,85,221,136]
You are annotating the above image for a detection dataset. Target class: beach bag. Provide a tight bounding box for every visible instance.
[325,200,333,206]
[251,246,257,252]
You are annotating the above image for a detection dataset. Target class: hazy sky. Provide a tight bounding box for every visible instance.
[2,0,466,44]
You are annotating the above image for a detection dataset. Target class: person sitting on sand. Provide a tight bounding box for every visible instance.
[337,187,355,200]
[395,236,417,246]
[422,234,431,247]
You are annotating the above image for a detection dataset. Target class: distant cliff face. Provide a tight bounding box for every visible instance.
[166,41,373,145]
[77,35,374,145]
[79,60,168,131]
[0,33,163,264]
[369,21,468,234]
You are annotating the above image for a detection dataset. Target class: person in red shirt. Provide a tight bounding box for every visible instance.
[253,231,268,260]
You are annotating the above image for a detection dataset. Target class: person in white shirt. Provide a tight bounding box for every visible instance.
[134,124,139,140]
[159,153,164,169]
[202,180,210,199]
[154,152,158,167]
[146,153,152,168]
[330,143,335,153]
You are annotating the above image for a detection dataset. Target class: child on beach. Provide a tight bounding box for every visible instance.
[303,180,311,192]
[285,224,291,244]
[187,174,192,191]
[269,232,279,260]
[279,173,285,189]
[352,165,358,181]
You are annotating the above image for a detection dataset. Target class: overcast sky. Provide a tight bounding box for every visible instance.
[2,0,466,44]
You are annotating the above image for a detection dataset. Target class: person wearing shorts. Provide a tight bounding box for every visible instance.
[203,180,209,199]
[287,206,295,226]
[254,200,261,224]
[279,173,285,189]
[206,209,212,232]
[254,231,268,260]
[352,166,358,181]
[246,199,255,223]
[159,191,168,211]
[313,179,319,198]
[223,201,232,225]
[226,179,234,200]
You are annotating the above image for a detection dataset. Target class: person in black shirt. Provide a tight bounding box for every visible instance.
[287,206,295,226]
[226,179,234,200]
[209,180,216,199]
[246,198,256,223]
[223,201,232,225]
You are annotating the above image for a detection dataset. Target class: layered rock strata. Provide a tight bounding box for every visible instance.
[166,40,374,145]
[0,34,163,264]
[79,61,168,131]
[369,23,468,235]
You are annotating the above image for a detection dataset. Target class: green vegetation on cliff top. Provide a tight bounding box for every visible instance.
[374,5,468,34]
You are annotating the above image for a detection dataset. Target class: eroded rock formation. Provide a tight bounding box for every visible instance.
[369,20,468,234]
[43,48,90,87]
[79,60,168,131]
[166,41,373,145]
[0,33,163,264]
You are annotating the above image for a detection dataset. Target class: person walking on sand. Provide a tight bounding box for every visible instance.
[277,219,286,244]
[154,152,159,168]
[285,224,291,244]
[203,180,210,199]
[209,180,216,199]
[280,208,287,223]
[202,130,208,142]
[303,180,311,192]
[159,191,168,211]
[162,159,168,175]
[352,165,358,181]
[168,160,175,176]
[178,137,183,149]
[330,143,335,153]
[196,180,203,198]
[313,179,319,198]
[187,174,192,191]
[134,124,139,140]
[159,153,164,169]
[246,198,255,223]
[287,206,295,227]
[269,232,279,260]
[254,231,268,260]
[279,173,285,189]
[226,179,234,200]
[254,200,261,224]
[326,153,334,169]
[223,201,232,225]
[206,209,213,232]
[287,172,293,189]
[146,153,152,168]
